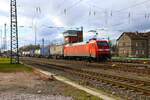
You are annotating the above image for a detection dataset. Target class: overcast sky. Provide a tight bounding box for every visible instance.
[0,0,150,48]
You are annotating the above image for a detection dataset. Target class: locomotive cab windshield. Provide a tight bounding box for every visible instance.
[96,40,111,60]
[97,41,109,49]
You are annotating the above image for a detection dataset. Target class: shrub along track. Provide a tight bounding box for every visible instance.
[21,58,150,100]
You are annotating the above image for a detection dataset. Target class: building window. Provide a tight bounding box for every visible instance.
[142,50,144,55]
[123,50,126,54]
[136,50,138,55]
[123,43,125,46]
[119,43,122,46]
[136,42,138,47]
[142,42,145,47]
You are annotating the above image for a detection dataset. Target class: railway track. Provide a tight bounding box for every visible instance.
[25,57,150,75]
[21,58,150,100]
[111,59,150,64]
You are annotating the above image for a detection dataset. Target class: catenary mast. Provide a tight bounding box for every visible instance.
[10,0,19,64]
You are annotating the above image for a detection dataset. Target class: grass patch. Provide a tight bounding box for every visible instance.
[0,57,11,63]
[0,58,32,73]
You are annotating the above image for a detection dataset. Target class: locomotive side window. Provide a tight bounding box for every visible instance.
[97,41,109,47]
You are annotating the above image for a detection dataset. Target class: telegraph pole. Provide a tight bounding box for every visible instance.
[35,25,37,45]
[10,0,19,64]
[42,38,44,56]
[34,7,41,46]
[42,38,44,48]
[4,23,7,51]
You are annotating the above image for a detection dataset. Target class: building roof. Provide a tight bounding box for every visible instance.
[63,30,81,34]
[117,32,150,41]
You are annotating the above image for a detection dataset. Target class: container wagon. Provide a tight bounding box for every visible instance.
[22,51,30,57]
[40,46,50,58]
[50,45,64,59]
[34,49,41,57]
[29,49,35,57]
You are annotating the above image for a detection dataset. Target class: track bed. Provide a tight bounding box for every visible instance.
[21,57,150,100]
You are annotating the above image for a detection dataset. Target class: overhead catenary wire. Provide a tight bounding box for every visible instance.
[87,0,150,18]
[89,0,150,30]
[65,0,84,11]
[115,0,150,13]
[15,0,150,35]
[63,0,85,15]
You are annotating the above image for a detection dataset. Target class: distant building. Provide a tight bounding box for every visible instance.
[63,30,83,44]
[117,32,150,58]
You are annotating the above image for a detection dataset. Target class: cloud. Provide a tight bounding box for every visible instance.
[0,0,9,13]
[48,16,64,27]
[1,0,150,47]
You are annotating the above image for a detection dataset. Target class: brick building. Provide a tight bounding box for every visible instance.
[63,30,83,44]
[117,32,150,58]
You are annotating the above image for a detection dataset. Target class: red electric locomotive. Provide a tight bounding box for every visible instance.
[64,39,111,61]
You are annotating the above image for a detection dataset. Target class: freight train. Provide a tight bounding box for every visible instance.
[22,39,111,61]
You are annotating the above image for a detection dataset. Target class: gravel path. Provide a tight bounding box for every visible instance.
[0,72,73,100]
[0,92,72,100]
